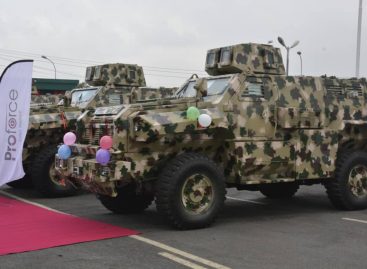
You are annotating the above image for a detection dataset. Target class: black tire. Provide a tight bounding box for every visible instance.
[259,182,299,199]
[325,150,367,210]
[156,152,226,230]
[98,184,154,214]
[7,174,33,189]
[31,145,78,197]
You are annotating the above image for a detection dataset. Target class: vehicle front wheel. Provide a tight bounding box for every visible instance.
[155,152,226,230]
[31,145,78,197]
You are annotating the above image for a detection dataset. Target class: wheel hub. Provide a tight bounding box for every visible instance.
[348,165,367,198]
[181,174,213,214]
[49,160,66,187]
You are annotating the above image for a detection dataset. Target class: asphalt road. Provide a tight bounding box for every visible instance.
[1,184,367,269]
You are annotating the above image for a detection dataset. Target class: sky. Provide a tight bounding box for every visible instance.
[0,0,366,87]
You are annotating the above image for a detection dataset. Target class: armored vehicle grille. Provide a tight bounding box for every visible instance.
[345,87,363,97]
[85,122,114,145]
[327,86,363,98]
[326,86,343,96]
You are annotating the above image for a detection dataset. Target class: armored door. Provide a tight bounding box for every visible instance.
[236,76,276,139]
[228,75,295,183]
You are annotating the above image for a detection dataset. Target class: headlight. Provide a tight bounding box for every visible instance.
[134,122,143,132]
[100,166,110,177]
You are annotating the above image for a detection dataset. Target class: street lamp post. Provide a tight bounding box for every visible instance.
[41,55,56,79]
[297,51,303,76]
[277,36,300,76]
[356,0,363,77]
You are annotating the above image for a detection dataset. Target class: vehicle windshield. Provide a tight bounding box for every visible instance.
[71,88,98,107]
[177,77,230,98]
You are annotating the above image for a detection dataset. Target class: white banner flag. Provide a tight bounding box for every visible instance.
[0,60,33,186]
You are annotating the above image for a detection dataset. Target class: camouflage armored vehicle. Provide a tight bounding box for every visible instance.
[56,43,367,229]
[12,63,175,197]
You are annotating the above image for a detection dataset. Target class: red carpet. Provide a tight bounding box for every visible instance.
[0,195,139,256]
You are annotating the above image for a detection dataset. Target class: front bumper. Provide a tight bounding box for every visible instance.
[55,154,132,197]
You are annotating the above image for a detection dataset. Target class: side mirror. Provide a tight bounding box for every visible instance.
[194,78,208,98]
[130,87,138,103]
[63,91,72,107]
[57,99,64,106]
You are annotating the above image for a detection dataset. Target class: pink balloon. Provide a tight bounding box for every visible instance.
[100,135,113,149]
[63,132,76,145]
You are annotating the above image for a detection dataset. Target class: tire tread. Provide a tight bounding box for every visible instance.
[156,152,226,229]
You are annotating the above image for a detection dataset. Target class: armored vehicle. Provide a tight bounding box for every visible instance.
[12,63,175,197]
[56,43,367,229]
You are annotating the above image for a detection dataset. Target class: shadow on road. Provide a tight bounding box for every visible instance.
[1,185,344,231]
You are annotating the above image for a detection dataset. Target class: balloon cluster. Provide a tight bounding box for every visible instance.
[96,136,113,165]
[57,132,76,160]
[186,106,212,128]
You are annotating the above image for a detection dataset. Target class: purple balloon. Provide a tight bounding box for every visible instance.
[96,149,110,165]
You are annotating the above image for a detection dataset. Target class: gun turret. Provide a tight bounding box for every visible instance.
[85,63,146,87]
[205,43,285,76]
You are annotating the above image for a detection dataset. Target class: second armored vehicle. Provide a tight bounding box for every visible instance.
[12,63,175,197]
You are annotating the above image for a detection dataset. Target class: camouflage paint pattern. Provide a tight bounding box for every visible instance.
[31,94,63,106]
[55,43,367,197]
[131,86,178,102]
[85,63,146,87]
[206,43,285,76]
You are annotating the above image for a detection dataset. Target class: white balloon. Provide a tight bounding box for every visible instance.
[198,114,212,127]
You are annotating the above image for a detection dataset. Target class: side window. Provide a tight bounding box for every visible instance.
[263,50,277,69]
[206,52,217,68]
[93,66,102,80]
[128,70,136,80]
[241,82,264,98]
[219,48,232,66]
[238,76,274,101]
[265,52,274,65]
[108,93,122,105]
[85,67,94,80]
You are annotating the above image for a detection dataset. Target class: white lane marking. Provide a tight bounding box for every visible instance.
[0,190,69,215]
[0,190,230,269]
[342,217,367,224]
[130,235,230,269]
[159,252,208,269]
[226,196,266,205]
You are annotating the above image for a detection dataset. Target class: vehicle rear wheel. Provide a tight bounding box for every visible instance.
[98,184,154,214]
[325,150,367,210]
[259,182,299,199]
[31,145,78,197]
[155,152,226,230]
